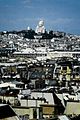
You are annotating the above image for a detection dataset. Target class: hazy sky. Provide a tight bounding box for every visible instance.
[0,0,80,35]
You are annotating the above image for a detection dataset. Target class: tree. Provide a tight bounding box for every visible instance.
[33,109,37,119]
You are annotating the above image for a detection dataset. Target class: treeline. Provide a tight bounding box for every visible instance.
[0,29,66,39]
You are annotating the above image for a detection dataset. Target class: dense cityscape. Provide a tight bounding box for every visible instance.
[0,20,80,120]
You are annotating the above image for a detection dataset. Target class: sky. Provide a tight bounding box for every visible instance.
[0,0,80,35]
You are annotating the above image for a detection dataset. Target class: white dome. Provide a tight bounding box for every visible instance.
[38,20,44,27]
[35,20,45,33]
